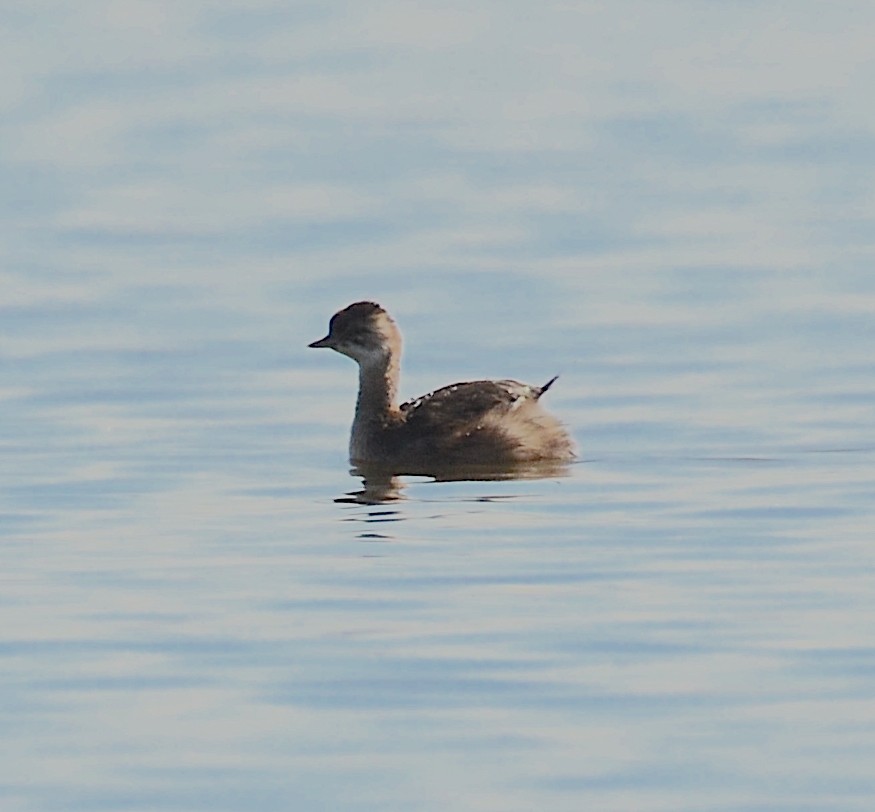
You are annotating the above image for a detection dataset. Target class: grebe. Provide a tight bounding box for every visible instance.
[309,301,575,472]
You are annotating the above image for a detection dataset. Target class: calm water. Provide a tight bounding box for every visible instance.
[4,3,875,811]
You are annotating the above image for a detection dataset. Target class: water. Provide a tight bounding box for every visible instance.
[4,3,875,811]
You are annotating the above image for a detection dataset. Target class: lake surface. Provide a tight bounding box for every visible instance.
[3,3,875,811]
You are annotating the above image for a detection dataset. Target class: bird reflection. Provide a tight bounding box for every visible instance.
[336,459,573,505]
[335,468,406,505]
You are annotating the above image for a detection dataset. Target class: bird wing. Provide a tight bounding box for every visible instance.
[399,379,539,432]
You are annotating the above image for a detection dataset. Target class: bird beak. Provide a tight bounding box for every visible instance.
[308,335,333,349]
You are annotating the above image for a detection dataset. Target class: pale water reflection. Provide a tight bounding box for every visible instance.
[4,2,875,811]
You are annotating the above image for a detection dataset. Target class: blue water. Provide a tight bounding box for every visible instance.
[4,3,875,811]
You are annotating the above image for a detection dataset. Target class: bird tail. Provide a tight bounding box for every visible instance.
[536,375,559,399]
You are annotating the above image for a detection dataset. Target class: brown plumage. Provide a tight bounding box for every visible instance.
[309,301,575,473]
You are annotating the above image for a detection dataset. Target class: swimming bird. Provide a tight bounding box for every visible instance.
[309,301,575,473]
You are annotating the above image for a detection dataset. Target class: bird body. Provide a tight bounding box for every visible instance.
[309,302,575,473]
